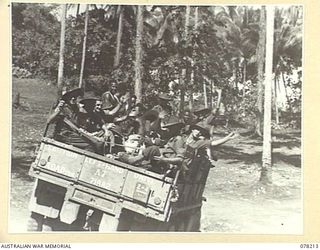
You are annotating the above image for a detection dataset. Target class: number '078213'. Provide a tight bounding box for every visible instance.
[300,244,319,248]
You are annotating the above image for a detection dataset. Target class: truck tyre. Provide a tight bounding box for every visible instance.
[42,223,53,231]
[167,223,177,231]
[27,212,44,232]
[176,220,186,232]
[185,208,201,232]
[163,218,181,232]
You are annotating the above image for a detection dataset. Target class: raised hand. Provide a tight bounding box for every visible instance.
[228,131,239,140]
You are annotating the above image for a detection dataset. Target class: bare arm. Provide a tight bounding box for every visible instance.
[114,114,128,123]
[154,155,183,164]
[128,154,144,164]
[47,100,64,124]
[210,132,238,146]
[118,152,144,165]
[104,102,123,116]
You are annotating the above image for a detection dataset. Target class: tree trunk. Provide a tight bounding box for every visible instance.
[281,72,292,112]
[79,4,89,89]
[114,6,123,68]
[57,4,67,97]
[255,6,266,137]
[180,6,190,116]
[185,6,190,37]
[189,6,198,110]
[274,76,280,124]
[232,60,238,92]
[76,4,80,16]
[180,69,186,117]
[209,79,213,109]
[242,59,247,97]
[216,88,222,113]
[203,82,208,108]
[153,13,172,47]
[134,5,144,103]
[260,5,274,184]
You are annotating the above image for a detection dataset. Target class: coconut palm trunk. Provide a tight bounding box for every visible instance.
[203,82,208,108]
[242,60,247,97]
[57,4,67,96]
[281,72,292,112]
[274,76,280,124]
[255,6,266,137]
[260,5,275,184]
[180,6,190,116]
[189,6,198,110]
[76,4,80,16]
[114,6,123,68]
[79,4,89,89]
[134,5,144,103]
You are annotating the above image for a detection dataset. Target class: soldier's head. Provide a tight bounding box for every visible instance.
[61,88,84,106]
[79,98,99,113]
[110,81,118,94]
[190,123,210,140]
[183,109,192,123]
[94,99,103,113]
[128,103,145,119]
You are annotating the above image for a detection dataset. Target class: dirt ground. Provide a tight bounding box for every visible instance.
[9,78,302,233]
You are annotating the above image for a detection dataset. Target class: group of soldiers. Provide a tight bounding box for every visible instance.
[47,82,238,175]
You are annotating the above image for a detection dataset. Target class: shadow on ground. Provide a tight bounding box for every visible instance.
[215,136,301,168]
[11,156,34,181]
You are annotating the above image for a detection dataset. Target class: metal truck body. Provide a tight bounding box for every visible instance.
[27,137,211,231]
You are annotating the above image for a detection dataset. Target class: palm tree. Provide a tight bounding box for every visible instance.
[190,6,198,110]
[273,6,302,116]
[114,5,124,68]
[57,4,67,96]
[134,5,144,102]
[211,6,260,112]
[179,6,190,117]
[260,5,275,184]
[79,4,89,89]
[255,6,266,137]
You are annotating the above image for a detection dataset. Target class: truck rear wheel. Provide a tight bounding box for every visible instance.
[27,212,44,231]
[176,220,186,232]
[42,222,53,231]
[27,213,62,231]
[184,208,201,232]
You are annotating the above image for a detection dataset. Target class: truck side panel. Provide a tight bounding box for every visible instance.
[30,139,175,223]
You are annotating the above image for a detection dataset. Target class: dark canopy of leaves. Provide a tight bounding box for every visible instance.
[12,4,302,120]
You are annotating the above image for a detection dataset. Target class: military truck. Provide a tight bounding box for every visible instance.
[27,134,212,232]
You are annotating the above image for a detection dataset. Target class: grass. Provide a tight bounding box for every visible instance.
[12,78,57,160]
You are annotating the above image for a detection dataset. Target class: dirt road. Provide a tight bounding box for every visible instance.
[9,138,302,233]
[10,78,302,233]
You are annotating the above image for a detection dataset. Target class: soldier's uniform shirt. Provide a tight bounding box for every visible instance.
[166,134,212,176]
[166,135,211,164]
[52,103,100,153]
[52,104,92,149]
[152,104,172,124]
[85,110,108,133]
[142,145,167,174]
[118,118,142,136]
[150,104,181,140]
[53,104,80,137]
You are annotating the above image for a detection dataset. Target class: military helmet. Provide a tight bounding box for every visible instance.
[61,88,84,102]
